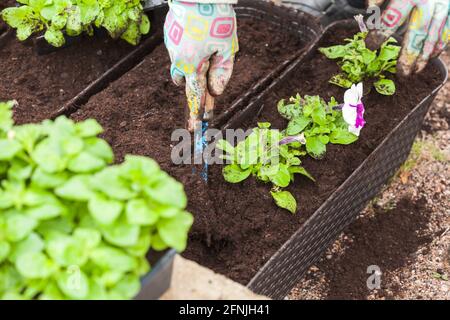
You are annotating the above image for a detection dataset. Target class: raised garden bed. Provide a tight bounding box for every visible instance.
[74,20,446,299]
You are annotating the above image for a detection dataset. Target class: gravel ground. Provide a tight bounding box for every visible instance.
[290,51,450,300]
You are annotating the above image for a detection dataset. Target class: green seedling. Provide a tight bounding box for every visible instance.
[0,101,192,300]
[1,0,150,47]
[216,122,314,214]
[319,32,400,95]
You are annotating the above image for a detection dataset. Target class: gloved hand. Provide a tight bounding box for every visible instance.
[163,0,239,132]
[366,0,449,75]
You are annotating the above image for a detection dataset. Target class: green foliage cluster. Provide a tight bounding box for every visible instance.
[217,93,360,214]
[278,94,358,158]
[319,32,400,95]
[216,122,314,214]
[0,101,192,300]
[1,0,150,47]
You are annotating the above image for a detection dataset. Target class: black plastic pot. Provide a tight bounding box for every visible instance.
[222,20,448,299]
[135,249,176,300]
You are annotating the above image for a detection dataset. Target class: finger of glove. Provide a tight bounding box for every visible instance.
[366,0,414,50]
[367,0,385,7]
[415,0,449,73]
[170,63,185,87]
[207,54,235,97]
[431,13,450,58]
[398,5,436,76]
[185,60,210,131]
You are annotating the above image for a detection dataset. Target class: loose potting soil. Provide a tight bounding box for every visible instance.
[0,32,134,124]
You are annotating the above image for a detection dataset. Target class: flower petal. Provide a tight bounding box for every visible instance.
[342,104,357,126]
[344,84,359,106]
[356,82,363,101]
[348,125,361,136]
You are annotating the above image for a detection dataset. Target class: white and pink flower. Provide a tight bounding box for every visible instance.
[342,82,365,136]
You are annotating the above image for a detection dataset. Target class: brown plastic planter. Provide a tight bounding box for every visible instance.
[223,20,448,299]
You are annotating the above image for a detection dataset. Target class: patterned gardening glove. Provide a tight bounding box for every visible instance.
[366,0,449,75]
[164,0,239,132]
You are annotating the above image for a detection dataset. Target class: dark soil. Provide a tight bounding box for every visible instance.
[316,197,433,300]
[71,23,443,285]
[0,31,134,124]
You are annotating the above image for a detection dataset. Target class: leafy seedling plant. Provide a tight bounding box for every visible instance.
[278,94,359,158]
[216,122,315,214]
[0,101,193,300]
[319,32,400,95]
[1,0,150,47]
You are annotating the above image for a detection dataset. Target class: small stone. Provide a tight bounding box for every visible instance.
[119,121,127,127]
[97,50,103,56]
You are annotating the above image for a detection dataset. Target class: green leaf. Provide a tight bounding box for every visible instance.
[306,136,327,158]
[157,211,193,252]
[100,218,140,247]
[269,164,291,188]
[126,199,158,226]
[68,151,106,173]
[110,274,140,299]
[271,191,297,214]
[145,175,187,208]
[83,137,114,163]
[378,41,400,61]
[44,28,65,47]
[31,168,69,188]
[73,228,101,250]
[32,138,66,173]
[75,119,103,137]
[0,241,11,264]
[26,203,63,220]
[329,74,353,89]
[88,194,123,225]
[56,268,90,299]
[215,139,235,156]
[289,166,315,181]
[15,252,55,279]
[319,45,347,59]
[91,167,136,200]
[286,116,310,135]
[330,129,359,145]
[222,164,252,183]
[55,175,94,201]
[6,213,38,242]
[374,78,396,95]
[0,100,15,132]
[8,232,45,263]
[0,139,22,160]
[90,246,137,272]
[139,14,150,34]
[66,6,82,36]
[46,232,89,267]
[120,21,140,46]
